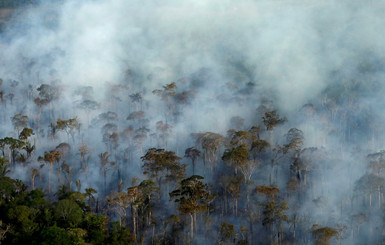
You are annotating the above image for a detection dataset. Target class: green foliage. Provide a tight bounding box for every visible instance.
[220,222,235,241]
[0,176,15,202]
[55,118,80,136]
[0,156,9,176]
[261,200,289,228]
[170,175,216,215]
[55,199,83,227]
[18,128,34,141]
[141,148,186,189]
[262,110,287,131]
[222,144,249,168]
[254,185,280,199]
[0,137,25,150]
[311,225,339,245]
[41,225,71,245]
[82,213,108,244]
[193,132,224,164]
[108,222,135,245]
[7,205,38,238]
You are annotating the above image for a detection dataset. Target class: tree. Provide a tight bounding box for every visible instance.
[78,142,92,170]
[219,222,235,244]
[367,150,385,176]
[133,127,149,155]
[126,111,146,124]
[98,111,119,123]
[19,128,35,160]
[255,185,280,200]
[85,188,97,211]
[0,156,9,177]
[0,137,25,166]
[129,93,142,111]
[38,151,62,193]
[34,97,49,136]
[18,127,34,141]
[41,151,62,170]
[31,168,38,190]
[222,144,249,176]
[99,152,115,194]
[311,225,338,245]
[55,118,80,144]
[156,121,172,147]
[78,99,99,112]
[153,82,177,120]
[41,225,71,245]
[141,148,185,198]
[261,200,289,244]
[108,222,135,245]
[290,147,320,187]
[284,128,304,155]
[37,84,59,101]
[354,173,385,208]
[184,147,201,175]
[11,113,28,135]
[0,220,11,244]
[55,142,71,160]
[262,110,287,144]
[107,192,130,227]
[223,130,260,182]
[137,179,158,226]
[193,132,224,171]
[169,175,216,241]
[55,199,83,227]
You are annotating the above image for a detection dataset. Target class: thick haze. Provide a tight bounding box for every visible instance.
[1,0,385,244]
[2,0,384,112]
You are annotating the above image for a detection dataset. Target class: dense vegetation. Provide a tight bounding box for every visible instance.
[1,0,385,244]
[0,76,384,244]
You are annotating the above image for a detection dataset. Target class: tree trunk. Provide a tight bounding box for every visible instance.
[235,199,238,217]
[189,213,194,242]
[270,130,273,145]
[133,207,137,241]
[37,107,41,138]
[192,159,195,175]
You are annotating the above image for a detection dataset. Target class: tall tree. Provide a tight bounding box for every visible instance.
[169,175,216,242]
[11,113,28,136]
[153,82,178,122]
[55,118,80,144]
[34,97,49,136]
[141,148,185,199]
[193,132,224,171]
[31,169,38,190]
[184,147,201,175]
[38,151,62,193]
[262,110,287,144]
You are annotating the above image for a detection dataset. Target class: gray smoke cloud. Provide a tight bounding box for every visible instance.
[1,0,385,243]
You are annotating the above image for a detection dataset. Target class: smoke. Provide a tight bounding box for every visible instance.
[1,0,385,243]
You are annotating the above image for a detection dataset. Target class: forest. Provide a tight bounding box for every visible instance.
[1,0,385,244]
